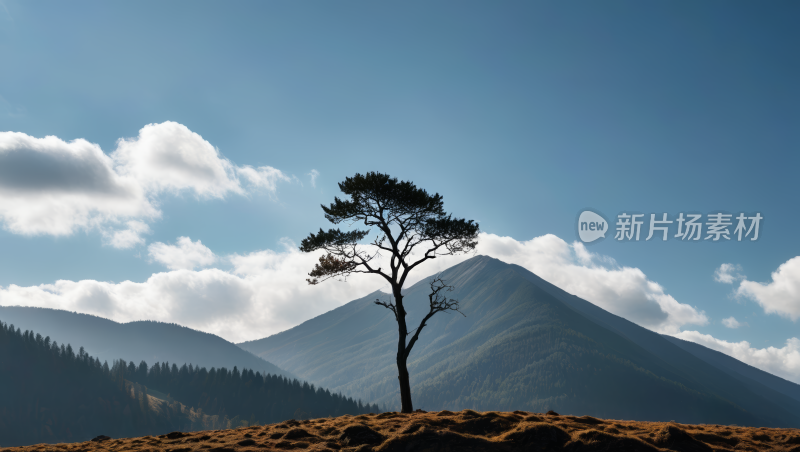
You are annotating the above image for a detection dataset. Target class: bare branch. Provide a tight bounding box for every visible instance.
[399,241,447,287]
[405,275,465,357]
[374,294,398,321]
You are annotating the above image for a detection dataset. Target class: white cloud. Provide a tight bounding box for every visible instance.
[0,132,157,236]
[112,122,243,198]
[420,233,708,335]
[236,165,293,194]
[0,122,291,243]
[0,240,383,343]
[722,316,747,329]
[0,232,706,342]
[105,220,151,249]
[148,237,217,270]
[736,256,800,321]
[674,331,800,384]
[715,263,743,284]
[308,169,319,188]
[0,269,256,330]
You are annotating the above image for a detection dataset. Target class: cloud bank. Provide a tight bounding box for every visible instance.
[0,239,381,343]
[0,232,708,343]
[0,132,155,237]
[674,331,800,384]
[0,122,292,247]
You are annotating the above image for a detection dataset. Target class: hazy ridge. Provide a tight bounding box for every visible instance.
[0,306,294,380]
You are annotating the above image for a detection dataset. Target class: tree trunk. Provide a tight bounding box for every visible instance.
[397,355,413,413]
[394,288,414,413]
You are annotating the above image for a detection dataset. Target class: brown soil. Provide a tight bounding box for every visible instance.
[6,410,800,452]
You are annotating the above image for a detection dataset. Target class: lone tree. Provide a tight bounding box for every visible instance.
[299,172,479,413]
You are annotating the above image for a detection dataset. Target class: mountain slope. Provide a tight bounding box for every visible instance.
[239,255,800,427]
[663,334,800,403]
[0,307,293,379]
[509,264,800,426]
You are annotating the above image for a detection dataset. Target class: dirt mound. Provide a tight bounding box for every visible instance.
[339,424,385,446]
[378,428,500,452]
[654,424,713,452]
[568,415,604,425]
[502,422,571,450]
[282,428,314,440]
[164,431,190,440]
[572,429,658,451]
[5,410,799,452]
[448,414,518,436]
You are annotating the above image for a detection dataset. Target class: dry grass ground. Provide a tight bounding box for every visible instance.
[5,410,800,452]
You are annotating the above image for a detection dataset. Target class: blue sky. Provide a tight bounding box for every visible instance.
[1,2,798,381]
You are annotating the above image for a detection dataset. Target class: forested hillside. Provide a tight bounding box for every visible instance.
[123,360,380,424]
[0,321,377,447]
[0,321,190,446]
[0,307,293,379]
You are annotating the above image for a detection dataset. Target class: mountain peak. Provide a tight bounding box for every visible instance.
[240,256,800,427]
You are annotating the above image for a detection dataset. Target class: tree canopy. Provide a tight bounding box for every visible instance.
[300,172,479,286]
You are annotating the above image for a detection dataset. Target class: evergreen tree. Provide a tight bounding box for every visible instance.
[300,172,478,412]
[0,322,192,446]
